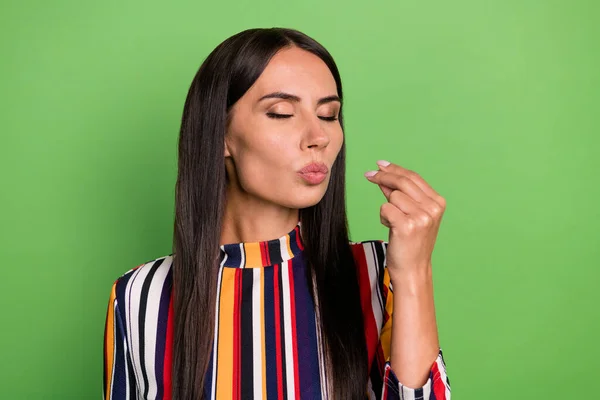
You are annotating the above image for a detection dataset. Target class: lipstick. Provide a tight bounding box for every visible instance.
[298,162,329,185]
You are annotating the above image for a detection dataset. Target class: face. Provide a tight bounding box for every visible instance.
[224,46,344,209]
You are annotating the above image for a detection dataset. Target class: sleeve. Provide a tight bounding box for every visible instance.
[103,280,136,399]
[381,350,451,400]
[377,243,452,400]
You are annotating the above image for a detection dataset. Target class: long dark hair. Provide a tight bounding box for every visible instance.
[172,27,367,399]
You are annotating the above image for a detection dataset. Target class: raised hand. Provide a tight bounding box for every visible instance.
[364,160,446,279]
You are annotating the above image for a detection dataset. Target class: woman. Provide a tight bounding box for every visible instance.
[103,27,451,400]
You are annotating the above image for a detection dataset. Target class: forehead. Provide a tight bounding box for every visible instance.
[248,46,338,99]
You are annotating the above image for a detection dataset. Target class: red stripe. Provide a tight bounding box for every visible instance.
[381,368,389,399]
[132,264,144,271]
[261,242,269,266]
[431,358,446,399]
[295,227,304,250]
[265,241,271,265]
[287,260,301,399]
[238,271,243,400]
[273,264,284,400]
[232,270,241,400]
[240,270,244,400]
[163,294,173,400]
[375,342,386,377]
[352,244,378,366]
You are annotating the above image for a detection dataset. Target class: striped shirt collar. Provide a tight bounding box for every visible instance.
[219,222,304,268]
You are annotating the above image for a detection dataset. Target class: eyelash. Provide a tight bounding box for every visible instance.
[266,113,338,122]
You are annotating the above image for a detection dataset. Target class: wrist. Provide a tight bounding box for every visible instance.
[388,264,433,295]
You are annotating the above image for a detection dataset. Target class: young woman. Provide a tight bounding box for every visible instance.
[103,27,452,400]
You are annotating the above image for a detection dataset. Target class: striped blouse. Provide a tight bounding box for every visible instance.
[103,223,451,399]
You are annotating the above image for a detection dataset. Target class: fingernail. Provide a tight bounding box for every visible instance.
[364,170,379,178]
[377,160,391,167]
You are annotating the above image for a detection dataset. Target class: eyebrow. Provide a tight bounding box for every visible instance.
[258,91,342,106]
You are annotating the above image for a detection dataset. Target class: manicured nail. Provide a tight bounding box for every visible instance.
[377,160,391,167]
[364,170,379,178]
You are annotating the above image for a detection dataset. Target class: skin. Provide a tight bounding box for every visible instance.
[221,45,445,389]
[221,45,343,244]
[366,163,446,388]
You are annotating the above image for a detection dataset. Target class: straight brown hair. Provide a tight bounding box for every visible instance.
[172,27,367,399]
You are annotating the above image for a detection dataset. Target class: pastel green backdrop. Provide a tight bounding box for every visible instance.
[1,0,598,398]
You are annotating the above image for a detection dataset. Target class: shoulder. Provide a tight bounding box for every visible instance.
[111,254,174,315]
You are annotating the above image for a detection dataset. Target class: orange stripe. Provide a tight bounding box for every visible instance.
[286,234,294,259]
[380,267,394,359]
[273,264,284,399]
[216,268,236,397]
[261,268,267,399]
[245,242,262,268]
[103,283,117,399]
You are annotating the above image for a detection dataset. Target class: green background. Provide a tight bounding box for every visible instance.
[1,0,599,398]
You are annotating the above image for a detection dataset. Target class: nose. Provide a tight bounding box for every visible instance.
[300,115,331,150]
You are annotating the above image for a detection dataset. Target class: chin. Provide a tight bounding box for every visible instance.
[279,186,329,209]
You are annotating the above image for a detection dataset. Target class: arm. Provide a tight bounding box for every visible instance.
[382,263,451,399]
[103,280,136,399]
[389,264,439,387]
[364,161,451,399]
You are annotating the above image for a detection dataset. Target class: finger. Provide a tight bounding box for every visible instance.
[366,170,394,200]
[365,170,430,204]
[366,170,443,217]
[377,161,444,204]
[388,189,423,216]
[378,183,393,200]
[380,202,408,229]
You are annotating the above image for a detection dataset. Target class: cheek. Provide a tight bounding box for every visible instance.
[328,128,344,159]
[228,123,344,208]
[232,130,295,189]
[240,127,295,163]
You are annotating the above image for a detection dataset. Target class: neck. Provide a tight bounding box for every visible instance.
[220,184,299,246]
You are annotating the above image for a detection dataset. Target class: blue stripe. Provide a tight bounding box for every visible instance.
[111,300,128,398]
[292,254,322,399]
[263,265,278,398]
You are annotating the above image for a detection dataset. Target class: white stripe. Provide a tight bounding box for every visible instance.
[400,373,434,400]
[123,331,130,400]
[364,242,384,335]
[220,250,228,269]
[210,264,225,399]
[281,260,296,398]
[124,262,151,394]
[436,351,452,397]
[366,378,376,400]
[311,275,328,400]
[399,385,416,400]
[279,236,288,262]
[252,268,263,399]
[142,257,172,399]
[240,243,246,268]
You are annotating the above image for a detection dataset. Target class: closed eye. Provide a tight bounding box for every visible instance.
[266,113,338,122]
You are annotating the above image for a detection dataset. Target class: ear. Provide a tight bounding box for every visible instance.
[224,137,232,158]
